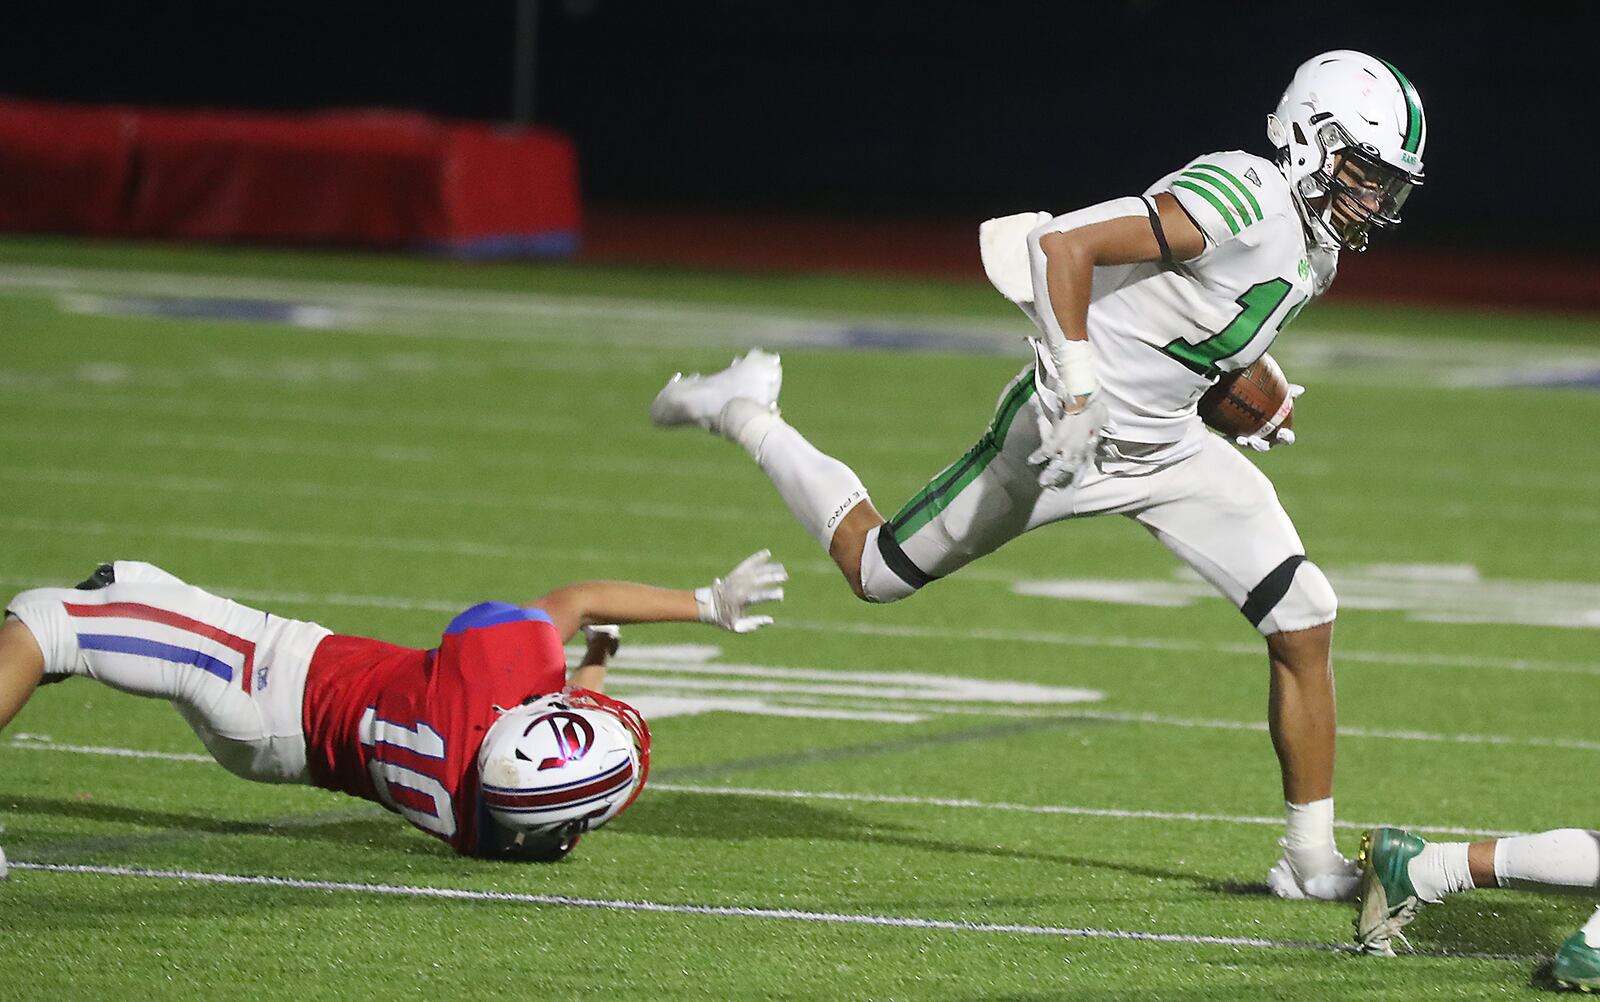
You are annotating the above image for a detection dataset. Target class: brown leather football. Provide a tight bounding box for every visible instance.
[1198,353,1294,440]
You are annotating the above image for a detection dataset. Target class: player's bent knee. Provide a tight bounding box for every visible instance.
[1245,557,1337,636]
[3,595,78,675]
[858,525,930,604]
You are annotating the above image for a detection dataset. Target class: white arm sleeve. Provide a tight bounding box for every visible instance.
[1025,196,1149,397]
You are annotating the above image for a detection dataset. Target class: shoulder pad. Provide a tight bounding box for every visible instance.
[1164,151,1292,243]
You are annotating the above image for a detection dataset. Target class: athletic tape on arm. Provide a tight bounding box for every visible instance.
[1026,197,1149,397]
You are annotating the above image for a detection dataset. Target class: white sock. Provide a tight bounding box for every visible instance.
[1283,799,1343,874]
[722,399,870,550]
[1405,842,1474,903]
[1579,905,1600,948]
[1493,829,1600,892]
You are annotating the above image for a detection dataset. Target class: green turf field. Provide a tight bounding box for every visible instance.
[2,236,1599,1000]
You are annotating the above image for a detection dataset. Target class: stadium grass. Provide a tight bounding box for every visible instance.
[2,236,1599,999]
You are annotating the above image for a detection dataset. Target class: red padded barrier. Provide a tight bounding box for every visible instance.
[0,100,135,234]
[440,125,582,256]
[125,108,449,245]
[0,99,581,256]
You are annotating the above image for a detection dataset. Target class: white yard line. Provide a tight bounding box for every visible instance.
[645,783,1528,839]
[711,695,1600,754]
[0,262,1021,348]
[0,738,1536,838]
[780,618,1600,677]
[8,262,1600,387]
[1,861,1534,962]
[4,738,212,763]
[0,467,747,523]
[1,561,1596,679]
[0,425,741,481]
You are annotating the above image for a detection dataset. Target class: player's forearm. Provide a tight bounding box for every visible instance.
[1028,220,1110,403]
[1039,233,1093,345]
[529,582,699,642]
[1026,198,1175,401]
[567,662,606,692]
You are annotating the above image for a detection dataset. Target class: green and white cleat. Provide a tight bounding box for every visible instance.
[1354,827,1428,957]
[1552,931,1600,992]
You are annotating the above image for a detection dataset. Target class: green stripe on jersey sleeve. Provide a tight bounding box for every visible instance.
[1189,163,1263,223]
[1172,178,1240,235]
[1179,170,1253,229]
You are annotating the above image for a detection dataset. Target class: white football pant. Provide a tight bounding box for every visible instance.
[859,364,1337,635]
[6,561,331,783]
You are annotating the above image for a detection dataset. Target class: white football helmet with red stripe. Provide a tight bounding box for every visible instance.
[477,688,651,837]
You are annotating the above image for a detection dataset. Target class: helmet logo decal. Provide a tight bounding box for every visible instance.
[525,711,596,770]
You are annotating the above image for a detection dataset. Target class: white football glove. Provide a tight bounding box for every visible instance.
[1028,394,1108,489]
[695,549,787,633]
[1236,384,1304,452]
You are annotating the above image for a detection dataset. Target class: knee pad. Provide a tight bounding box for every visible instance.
[858,525,933,604]
[1249,557,1337,636]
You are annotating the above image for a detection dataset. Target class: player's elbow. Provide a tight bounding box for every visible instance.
[1031,227,1094,276]
[526,587,586,642]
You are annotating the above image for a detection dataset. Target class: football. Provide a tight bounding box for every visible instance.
[1198,353,1294,441]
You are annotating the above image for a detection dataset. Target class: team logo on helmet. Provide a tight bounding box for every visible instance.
[526,711,595,770]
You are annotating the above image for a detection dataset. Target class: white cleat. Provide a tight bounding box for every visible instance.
[650,349,783,433]
[1266,853,1360,902]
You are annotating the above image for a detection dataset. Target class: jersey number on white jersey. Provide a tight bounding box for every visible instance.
[1165,278,1306,374]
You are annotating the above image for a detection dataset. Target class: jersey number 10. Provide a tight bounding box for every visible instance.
[360,707,457,837]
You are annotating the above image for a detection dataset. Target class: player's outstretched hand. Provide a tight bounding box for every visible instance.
[1029,394,1109,489]
[696,550,787,633]
[1235,383,1305,452]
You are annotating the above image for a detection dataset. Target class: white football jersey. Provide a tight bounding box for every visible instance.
[1084,150,1337,451]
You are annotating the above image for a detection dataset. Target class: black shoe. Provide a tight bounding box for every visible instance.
[74,563,115,591]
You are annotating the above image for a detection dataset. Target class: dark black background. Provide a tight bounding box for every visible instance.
[2,4,1587,256]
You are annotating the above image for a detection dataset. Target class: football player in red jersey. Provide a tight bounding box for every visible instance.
[0,552,785,861]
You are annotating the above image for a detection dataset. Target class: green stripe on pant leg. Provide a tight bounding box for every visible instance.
[890,373,1036,544]
[889,369,1035,529]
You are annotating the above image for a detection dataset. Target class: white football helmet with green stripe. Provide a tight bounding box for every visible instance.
[1267,50,1426,252]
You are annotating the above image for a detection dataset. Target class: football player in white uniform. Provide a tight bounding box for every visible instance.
[651,50,1426,901]
[1355,826,1600,989]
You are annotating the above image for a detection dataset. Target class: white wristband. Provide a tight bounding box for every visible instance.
[1053,337,1099,398]
[693,586,716,624]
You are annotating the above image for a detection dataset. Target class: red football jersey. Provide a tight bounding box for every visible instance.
[301,602,567,855]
